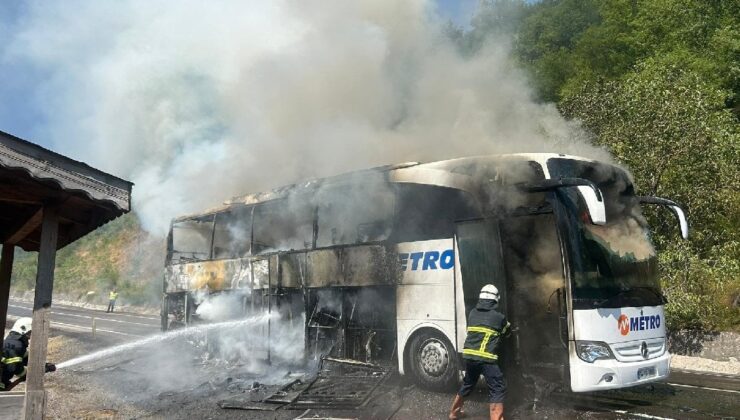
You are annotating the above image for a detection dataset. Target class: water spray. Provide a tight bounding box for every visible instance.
[56,314,272,370]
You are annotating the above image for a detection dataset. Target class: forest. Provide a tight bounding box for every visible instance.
[452,0,738,329]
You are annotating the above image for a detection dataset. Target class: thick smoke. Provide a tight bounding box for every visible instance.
[4,0,610,235]
[584,218,656,261]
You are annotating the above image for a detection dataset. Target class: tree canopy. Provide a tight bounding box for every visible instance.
[458,0,740,330]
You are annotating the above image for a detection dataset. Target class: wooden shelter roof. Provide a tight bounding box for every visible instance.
[0,130,132,251]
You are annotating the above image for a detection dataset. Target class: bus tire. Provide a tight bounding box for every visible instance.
[408,330,459,391]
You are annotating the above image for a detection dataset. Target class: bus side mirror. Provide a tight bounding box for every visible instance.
[637,196,689,239]
[577,186,606,226]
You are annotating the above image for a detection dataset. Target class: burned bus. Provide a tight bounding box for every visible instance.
[161,153,688,392]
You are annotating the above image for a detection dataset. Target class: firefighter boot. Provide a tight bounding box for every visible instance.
[489,403,504,420]
[449,394,465,419]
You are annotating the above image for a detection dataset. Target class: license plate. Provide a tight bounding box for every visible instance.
[637,367,656,380]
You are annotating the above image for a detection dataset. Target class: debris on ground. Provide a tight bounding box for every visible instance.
[286,358,389,410]
[218,356,394,415]
[293,410,358,420]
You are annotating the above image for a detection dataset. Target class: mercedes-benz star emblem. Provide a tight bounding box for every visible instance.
[641,341,649,359]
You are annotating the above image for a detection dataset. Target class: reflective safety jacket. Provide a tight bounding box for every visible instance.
[462,300,510,363]
[109,291,118,300]
[1,331,29,390]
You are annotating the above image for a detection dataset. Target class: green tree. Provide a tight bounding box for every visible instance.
[514,0,602,101]
[561,60,740,329]
[467,0,740,330]
[472,0,740,107]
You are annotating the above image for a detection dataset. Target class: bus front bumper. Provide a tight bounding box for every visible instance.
[570,352,671,392]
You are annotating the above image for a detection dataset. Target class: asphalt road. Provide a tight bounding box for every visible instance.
[6,298,161,339]
[6,300,739,419]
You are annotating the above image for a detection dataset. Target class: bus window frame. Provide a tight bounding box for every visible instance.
[253,198,315,255]
[550,191,582,343]
[211,205,254,261]
[169,214,216,264]
[315,183,395,248]
[393,184,480,244]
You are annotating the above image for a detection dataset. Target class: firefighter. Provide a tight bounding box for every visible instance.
[107,288,118,313]
[1,317,56,391]
[449,284,511,420]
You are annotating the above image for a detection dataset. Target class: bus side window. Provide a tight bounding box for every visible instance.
[171,216,214,263]
[253,198,313,254]
[316,184,394,247]
[212,206,252,259]
[394,185,479,242]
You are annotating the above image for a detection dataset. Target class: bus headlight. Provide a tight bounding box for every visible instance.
[576,341,614,363]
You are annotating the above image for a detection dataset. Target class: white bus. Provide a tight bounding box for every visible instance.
[161,153,688,393]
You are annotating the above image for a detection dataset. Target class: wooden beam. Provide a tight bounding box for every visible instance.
[0,183,45,205]
[22,207,58,420]
[5,208,43,245]
[0,243,14,350]
[0,197,42,205]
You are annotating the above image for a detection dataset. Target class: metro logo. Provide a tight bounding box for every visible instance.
[617,313,661,336]
[399,250,455,271]
[618,314,630,336]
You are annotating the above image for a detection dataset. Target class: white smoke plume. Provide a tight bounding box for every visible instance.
[194,291,245,322]
[3,0,610,234]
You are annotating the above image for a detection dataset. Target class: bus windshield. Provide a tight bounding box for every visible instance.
[548,158,664,309]
[570,206,662,308]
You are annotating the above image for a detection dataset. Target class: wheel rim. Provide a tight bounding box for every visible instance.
[418,338,449,377]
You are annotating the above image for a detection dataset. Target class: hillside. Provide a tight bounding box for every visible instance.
[10,213,165,306]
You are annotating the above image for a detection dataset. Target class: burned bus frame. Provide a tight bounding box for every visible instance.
[161,153,687,392]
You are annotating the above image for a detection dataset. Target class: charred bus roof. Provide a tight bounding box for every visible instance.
[171,153,609,223]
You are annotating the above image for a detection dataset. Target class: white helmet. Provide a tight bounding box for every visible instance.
[11,317,33,335]
[479,284,500,302]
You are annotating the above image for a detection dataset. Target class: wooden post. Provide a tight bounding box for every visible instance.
[23,207,58,420]
[0,244,15,349]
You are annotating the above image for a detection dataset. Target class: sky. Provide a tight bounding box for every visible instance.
[0,2,47,144]
[0,0,603,235]
[0,0,478,153]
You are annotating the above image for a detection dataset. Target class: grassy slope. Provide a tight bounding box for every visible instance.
[9,213,165,306]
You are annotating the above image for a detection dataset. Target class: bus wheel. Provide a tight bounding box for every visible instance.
[408,331,458,391]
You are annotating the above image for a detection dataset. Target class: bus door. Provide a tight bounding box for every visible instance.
[499,213,568,384]
[454,220,507,352]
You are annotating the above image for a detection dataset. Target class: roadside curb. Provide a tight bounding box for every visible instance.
[9,296,159,317]
[668,368,740,392]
